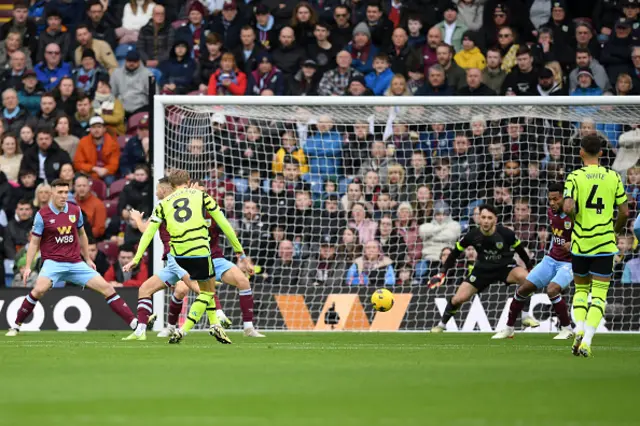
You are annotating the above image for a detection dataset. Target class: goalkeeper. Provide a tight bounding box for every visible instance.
[563,135,629,357]
[122,170,245,341]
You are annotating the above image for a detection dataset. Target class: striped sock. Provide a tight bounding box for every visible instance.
[106,293,136,328]
[167,294,183,327]
[507,291,529,327]
[572,282,590,334]
[549,294,571,327]
[239,288,254,329]
[15,292,39,326]
[136,298,153,336]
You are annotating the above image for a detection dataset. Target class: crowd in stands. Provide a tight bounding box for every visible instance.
[1,0,640,289]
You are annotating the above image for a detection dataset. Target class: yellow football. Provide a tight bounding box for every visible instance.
[371,288,394,312]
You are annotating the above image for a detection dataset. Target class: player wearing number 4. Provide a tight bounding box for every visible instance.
[563,135,629,357]
[122,170,246,341]
[429,203,539,333]
[492,183,574,340]
[6,180,138,336]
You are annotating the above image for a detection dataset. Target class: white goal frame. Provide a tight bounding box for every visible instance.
[151,95,639,332]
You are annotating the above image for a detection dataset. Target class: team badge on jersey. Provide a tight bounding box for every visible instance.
[205,219,212,227]
[564,221,571,229]
[69,215,76,223]
[496,242,503,249]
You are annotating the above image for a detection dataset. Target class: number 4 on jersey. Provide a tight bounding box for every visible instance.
[586,185,605,214]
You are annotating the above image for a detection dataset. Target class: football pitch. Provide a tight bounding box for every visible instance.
[1,332,638,426]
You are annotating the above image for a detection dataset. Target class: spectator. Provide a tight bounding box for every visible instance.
[34,42,72,91]
[571,67,604,96]
[272,130,308,175]
[93,78,125,136]
[246,51,285,95]
[204,0,244,49]
[318,50,362,96]
[136,4,171,76]
[416,64,454,95]
[70,93,94,138]
[348,202,377,244]
[74,24,117,74]
[542,0,574,49]
[287,58,321,95]
[233,25,262,78]
[530,26,573,72]
[395,201,422,264]
[496,26,519,73]
[198,33,224,92]
[207,52,247,96]
[436,2,468,53]
[271,26,306,78]
[18,124,34,152]
[340,181,369,214]
[412,184,434,225]
[17,70,44,116]
[331,5,352,49]
[0,51,29,93]
[6,168,36,215]
[537,66,567,95]
[288,189,318,255]
[343,120,373,177]
[253,4,277,51]
[388,27,421,78]
[110,50,153,116]
[104,244,149,287]
[300,235,345,286]
[363,170,381,206]
[2,88,29,133]
[574,22,600,59]
[290,2,317,48]
[0,30,32,70]
[6,198,33,253]
[48,0,86,33]
[457,0,484,32]
[53,76,78,117]
[419,199,461,262]
[37,9,72,63]
[458,67,496,95]
[119,0,155,44]
[32,92,62,130]
[20,127,71,183]
[364,53,393,95]
[509,197,538,249]
[336,226,361,262]
[437,43,466,90]
[615,72,634,96]
[568,48,611,93]
[501,46,538,95]
[305,115,342,179]
[344,74,374,95]
[0,1,37,57]
[173,1,206,60]
[0,132,22,182]
[601,18,634,83]
[364,1,393,50]
[346,22,379,75]
[358,140,390,182]
[307,21,338,76]
[57,162,76,186]
[87,238,110,276]
[73,116,120,184]
[421,26,442,75]
[384,73,411,96]
[376,215,407,265]
[315,193,342,238]
[373,191,394,220]
[346,240,395,286]
[118,162,152,223]
[481,47,506,93]
[158,39,197,95]
[271,240,301,286]
[84,0,117,50]
[454,31,486,70]
[73,173,106,239]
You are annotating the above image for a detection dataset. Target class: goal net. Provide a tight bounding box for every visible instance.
[152,96,640,333]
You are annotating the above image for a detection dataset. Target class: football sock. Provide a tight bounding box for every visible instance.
[239,288,255,329]
[520,296,532,320]
[167,294,183,327]
[507,292,528,327]
[106,293,136,328]
[135,297,153,335]
[206,297,220,326]
[440,299,459,325]
[584,279,609,346]
[15,292,39,326]
[549,294,571,327]
[182,292,213,333]
[572,282,590,334]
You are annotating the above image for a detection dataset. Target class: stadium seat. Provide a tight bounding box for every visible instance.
[109,179,128,199]
[104,198,119,218]
[97,241,119,264]
[90,179,107,200]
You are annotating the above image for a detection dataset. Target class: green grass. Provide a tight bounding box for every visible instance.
[0,332,639,426]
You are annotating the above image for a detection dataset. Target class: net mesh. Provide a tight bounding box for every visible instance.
[159,100,640,332]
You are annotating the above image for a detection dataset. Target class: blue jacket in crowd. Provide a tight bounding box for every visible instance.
[346,43,379,75]
[34,61,72,91]
[365,68,394,96]
[304,129,342,177]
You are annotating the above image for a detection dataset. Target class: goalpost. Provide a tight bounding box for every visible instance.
[152,96,640,333]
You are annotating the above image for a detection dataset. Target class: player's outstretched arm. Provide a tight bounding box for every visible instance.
[429,245,463,289]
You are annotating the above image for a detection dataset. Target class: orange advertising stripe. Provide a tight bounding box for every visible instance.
[314,294,370,331]
[369,294,413,331]
[274,295,314,330]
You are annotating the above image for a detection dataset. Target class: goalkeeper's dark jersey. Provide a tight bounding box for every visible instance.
[455,225,523,271]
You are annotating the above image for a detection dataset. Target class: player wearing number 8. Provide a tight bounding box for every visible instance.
[563,135,629,357]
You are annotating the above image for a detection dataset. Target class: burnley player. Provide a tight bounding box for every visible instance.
[563,135,628,357]
[429,203,538,333]
[6,180,138,336]
[122,170,245,341]
[492,183,574,340]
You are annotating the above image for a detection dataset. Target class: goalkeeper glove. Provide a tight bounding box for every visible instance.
[428,273,446,289]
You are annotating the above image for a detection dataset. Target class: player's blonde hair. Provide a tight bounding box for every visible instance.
[168,169,190,187]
